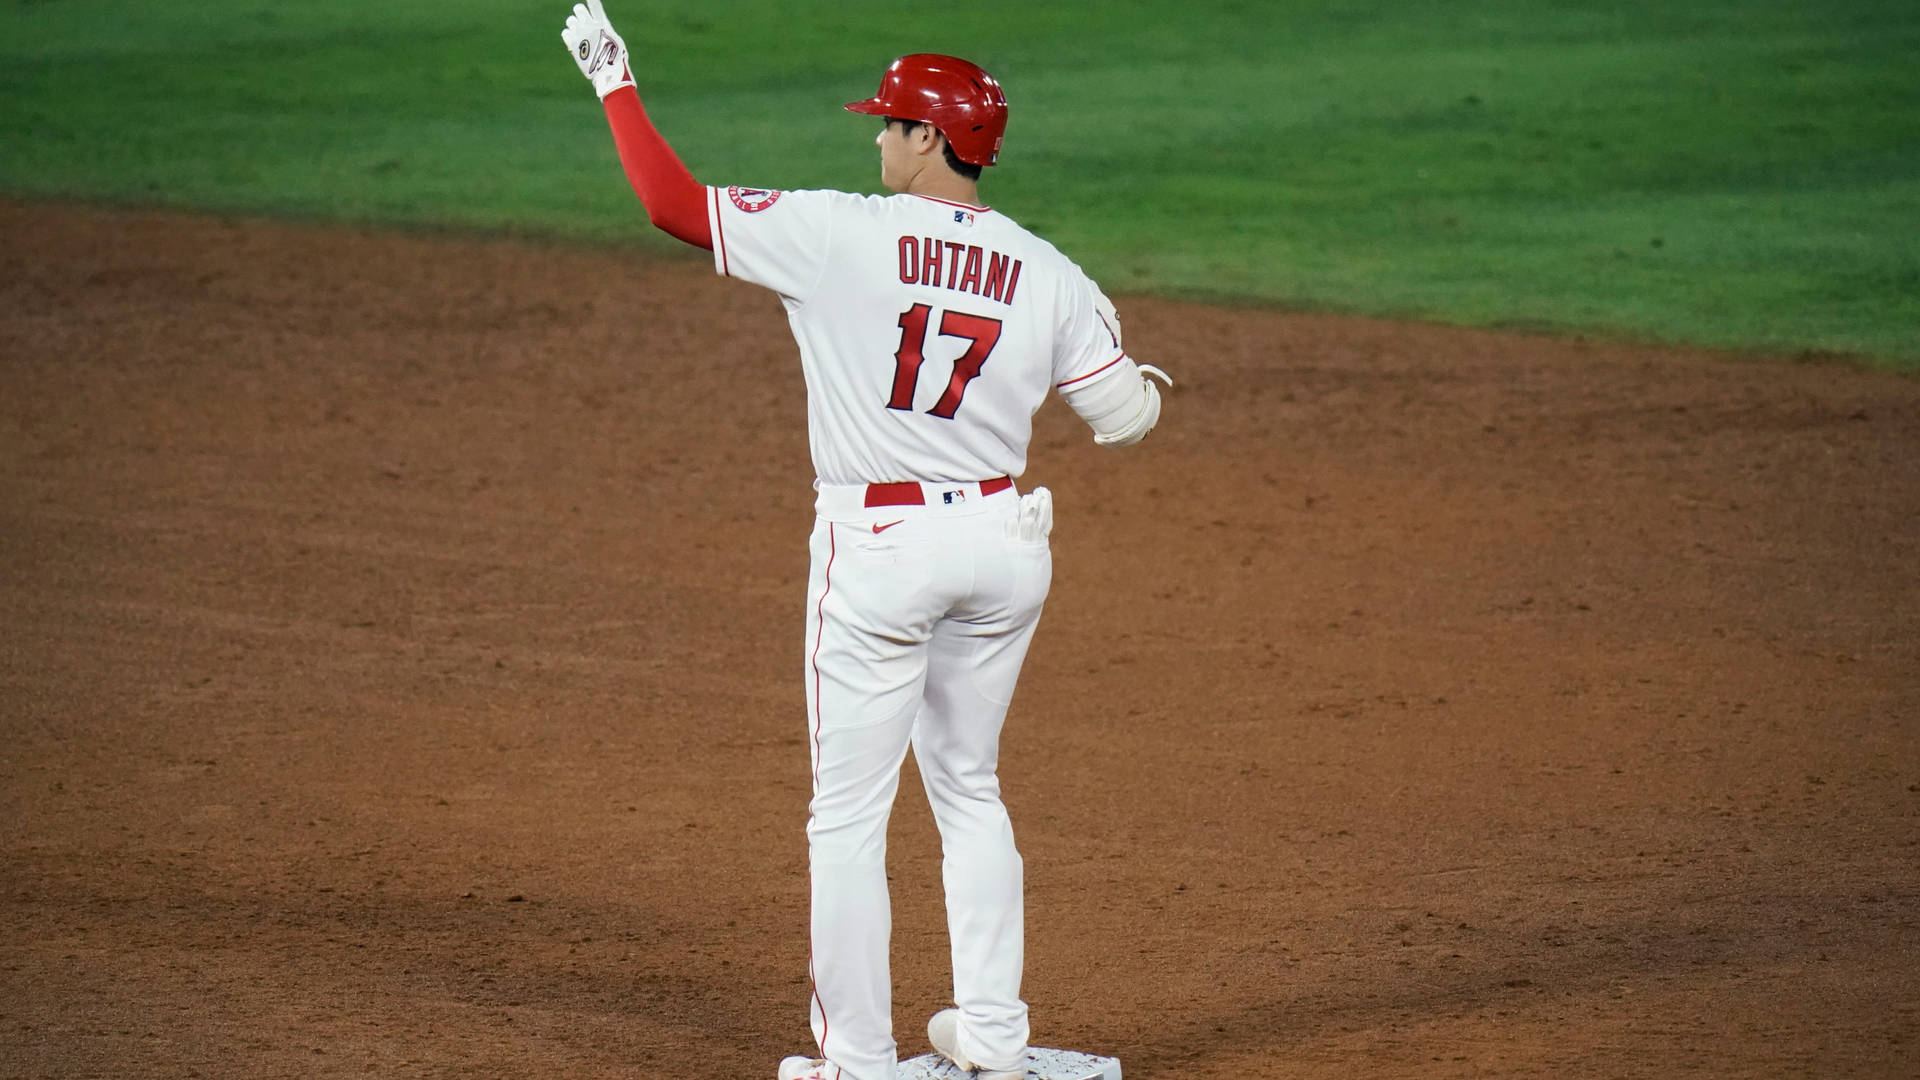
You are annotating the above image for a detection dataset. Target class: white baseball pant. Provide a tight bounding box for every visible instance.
[801,479,1049,1080]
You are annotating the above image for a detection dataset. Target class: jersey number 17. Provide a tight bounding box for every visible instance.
[886,303,1003,420]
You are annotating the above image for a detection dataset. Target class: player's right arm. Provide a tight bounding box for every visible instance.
[561,1,712,250]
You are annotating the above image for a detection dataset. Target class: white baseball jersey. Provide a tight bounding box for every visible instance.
[705,186,1125,485]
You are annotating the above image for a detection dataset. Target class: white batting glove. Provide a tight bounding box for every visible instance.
[1015,487,1054,542]
[561,0,634,99]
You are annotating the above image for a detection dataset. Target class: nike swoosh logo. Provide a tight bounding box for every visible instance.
[872,520,905,534]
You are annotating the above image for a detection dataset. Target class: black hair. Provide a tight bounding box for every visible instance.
[888,118,984,182]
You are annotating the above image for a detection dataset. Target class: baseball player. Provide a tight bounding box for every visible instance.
[561,6,1169,1078]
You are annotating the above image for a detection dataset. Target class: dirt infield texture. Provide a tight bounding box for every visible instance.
[2,198,1917,1080]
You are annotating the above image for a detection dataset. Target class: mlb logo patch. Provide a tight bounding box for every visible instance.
[953,210,975,226]
[942,489,966,505]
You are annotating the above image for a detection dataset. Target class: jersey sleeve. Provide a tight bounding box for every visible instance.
[706,186,842,302]
[1052,266,1128,390]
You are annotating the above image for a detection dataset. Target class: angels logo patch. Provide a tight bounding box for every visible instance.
[728,187,783,213]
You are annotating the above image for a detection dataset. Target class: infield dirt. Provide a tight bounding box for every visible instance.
[3,200,1916,1079]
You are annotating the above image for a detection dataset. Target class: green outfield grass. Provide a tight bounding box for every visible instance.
[4,1,1916,364]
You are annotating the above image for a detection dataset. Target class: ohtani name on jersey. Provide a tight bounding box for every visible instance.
[897,237,1022,305]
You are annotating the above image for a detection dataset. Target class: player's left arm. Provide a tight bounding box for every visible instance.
[561,1,712,250]
[1056,283,1172,447]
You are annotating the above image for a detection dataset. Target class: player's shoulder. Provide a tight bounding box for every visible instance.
[981,211,1079,269]
[981,213,1102,296]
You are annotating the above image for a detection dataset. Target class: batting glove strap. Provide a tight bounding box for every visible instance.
[562,1,635,99]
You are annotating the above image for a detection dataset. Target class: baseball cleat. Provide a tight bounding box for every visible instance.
[927,1009,1028,1080]
[778,1056,840,1080]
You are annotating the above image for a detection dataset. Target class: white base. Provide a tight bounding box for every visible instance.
[898,1047,1121,1080]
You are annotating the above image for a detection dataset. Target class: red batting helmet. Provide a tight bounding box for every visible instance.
[844,54,1009,167]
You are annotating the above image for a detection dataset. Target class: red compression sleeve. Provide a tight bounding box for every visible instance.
[602,86,712,250]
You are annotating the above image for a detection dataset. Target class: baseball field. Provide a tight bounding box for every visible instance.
[3,2,1918,1078]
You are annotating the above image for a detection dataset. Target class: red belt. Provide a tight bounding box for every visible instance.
[864,476,1013,508]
